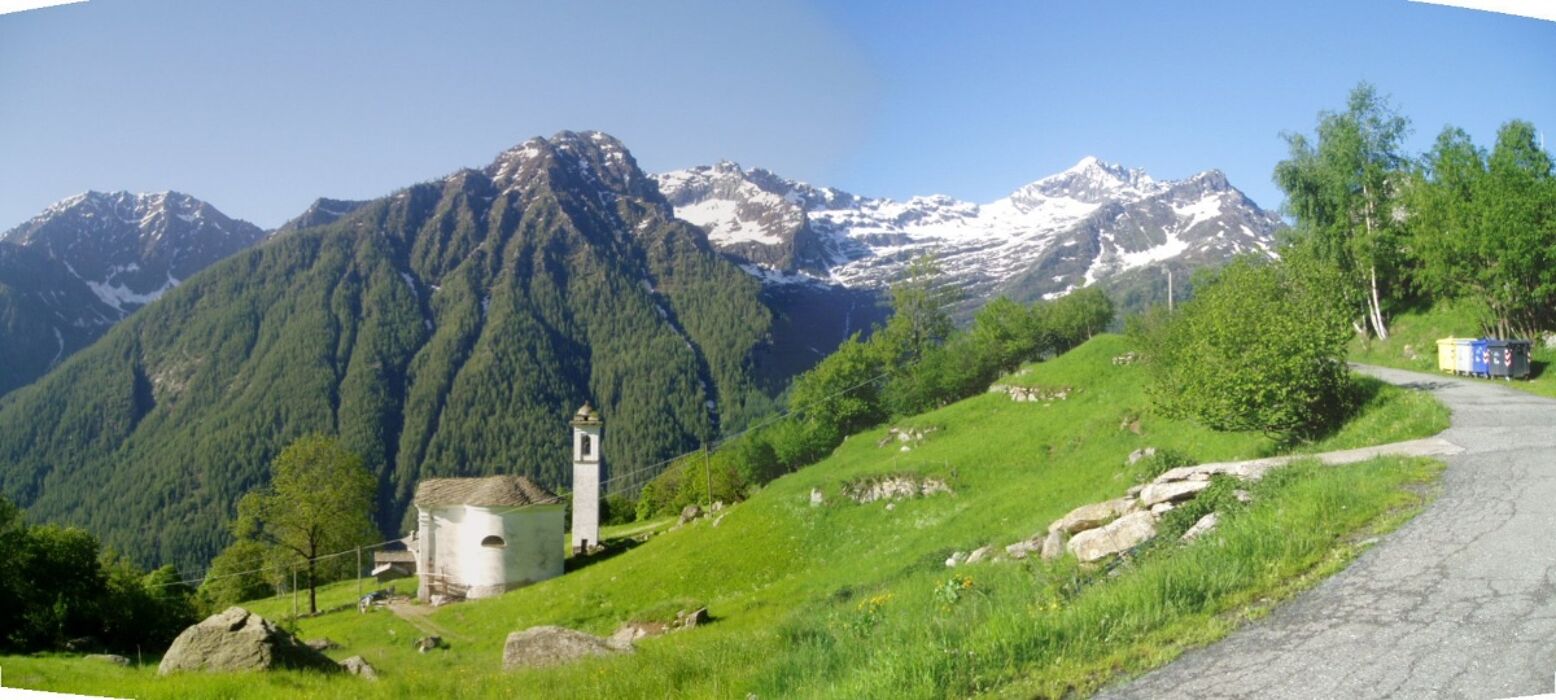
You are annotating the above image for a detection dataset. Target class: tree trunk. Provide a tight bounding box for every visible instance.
[307,557,317,615]
[1369,265,1389,341]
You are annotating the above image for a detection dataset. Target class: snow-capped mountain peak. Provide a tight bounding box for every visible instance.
[654,157,1283,305]
[2,190,265,314]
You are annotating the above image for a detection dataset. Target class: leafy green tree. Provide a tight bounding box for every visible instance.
[1139,258,1354,437]
[235,435,377,614]
[1045,287,1115,352]
[196,538,284,615]
[873,255,958,367]
[1408,120,1556,337]
[15,525,105,650]
[787,335,888,445]
[967,296,1047,374]
[1275,82,1411,340]
[99,558,197,653]
[0,495,28,650]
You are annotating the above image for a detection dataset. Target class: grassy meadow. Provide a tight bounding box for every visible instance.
[0,334,1450,698]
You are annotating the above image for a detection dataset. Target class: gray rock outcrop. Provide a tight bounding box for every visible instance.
[503,626,629,670]
[1067,511,1158,563]
[1140,480,1211,507]
[157,607,338,675]
[1049,497,1137,535]
[1181,512,1221,542]
[340,655,378,680]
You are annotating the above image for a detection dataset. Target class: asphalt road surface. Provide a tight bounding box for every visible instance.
[1101,364,1556,699]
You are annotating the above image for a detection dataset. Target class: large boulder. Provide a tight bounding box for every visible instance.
[1049,497,1137,535]
[503,626,629,670]
[340,655,378,680]
[158,607,338,675]
[1067,511,1158,563]
[1139,480,1211,507]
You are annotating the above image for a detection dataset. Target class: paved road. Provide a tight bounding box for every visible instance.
[1101,365,1556,700]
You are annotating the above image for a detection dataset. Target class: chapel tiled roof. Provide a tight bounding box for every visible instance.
[413,475,560,508]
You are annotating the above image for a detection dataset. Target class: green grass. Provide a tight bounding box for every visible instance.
[0,334,1450,698]
[1350,298,1556,399]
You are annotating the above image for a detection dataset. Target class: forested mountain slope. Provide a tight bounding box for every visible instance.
[0,131,823,570]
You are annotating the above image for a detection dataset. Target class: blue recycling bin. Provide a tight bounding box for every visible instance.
[1486,339,1532,380]
[1470,339,1490,377]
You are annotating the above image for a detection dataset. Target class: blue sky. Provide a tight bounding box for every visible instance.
[1,0,1551,229]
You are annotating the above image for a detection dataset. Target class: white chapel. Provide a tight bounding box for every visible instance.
[413,403,604,601]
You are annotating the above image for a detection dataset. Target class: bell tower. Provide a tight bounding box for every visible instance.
[570,402,603,554]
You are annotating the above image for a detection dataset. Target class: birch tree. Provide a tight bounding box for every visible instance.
[1275,83,1410,339]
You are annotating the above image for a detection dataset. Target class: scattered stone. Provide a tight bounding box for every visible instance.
[1139,480,1211,507]
[709,501,724,513]
[1049,497,1136,535]
[678,504,702,525]
[607,622,666,649]
[1127,447,1158,466]
[877,426,938,448]
[86,654,129,666]
[1126,484,1145,498]
[158,607,339,675]
[1000,385,1075,403]
[900,445,911,452]
[1233,489,1252,504]
[965,545,993,565]
[1181,513,1220,542]
[845,475,952,504]
[1112,352,1139,365]
[1040,530,1066,561]
[304,638,337,652]
[677,608,710,629]
[1151,502,1175,516]
[415,636,444,653]
[503,626,629,670]
[1005,539,1039,559]
[712,513,727,528]
[885,502,896,511]
[1067,511,1158,563]
[810,488,825,507]
[945,550,968,568]
[340,655,378,680]
[1154,458,1280,484]
[1121,418,1143,434]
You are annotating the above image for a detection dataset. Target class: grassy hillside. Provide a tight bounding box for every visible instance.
[1350,299,1556,399]
[0,334,1449,698]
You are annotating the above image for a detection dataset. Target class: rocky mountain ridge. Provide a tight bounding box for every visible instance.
[655,156,1283,305]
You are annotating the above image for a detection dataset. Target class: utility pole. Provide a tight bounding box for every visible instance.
[356,546,363,600]
[1167,267,1175,312]
[703,443,713,506]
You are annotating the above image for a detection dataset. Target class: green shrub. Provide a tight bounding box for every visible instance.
[1137,258,1355,437]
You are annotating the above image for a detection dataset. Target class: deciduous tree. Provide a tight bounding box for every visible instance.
[235,435,377,614]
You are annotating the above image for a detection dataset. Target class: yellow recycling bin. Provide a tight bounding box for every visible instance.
[1436,337,1464,374]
